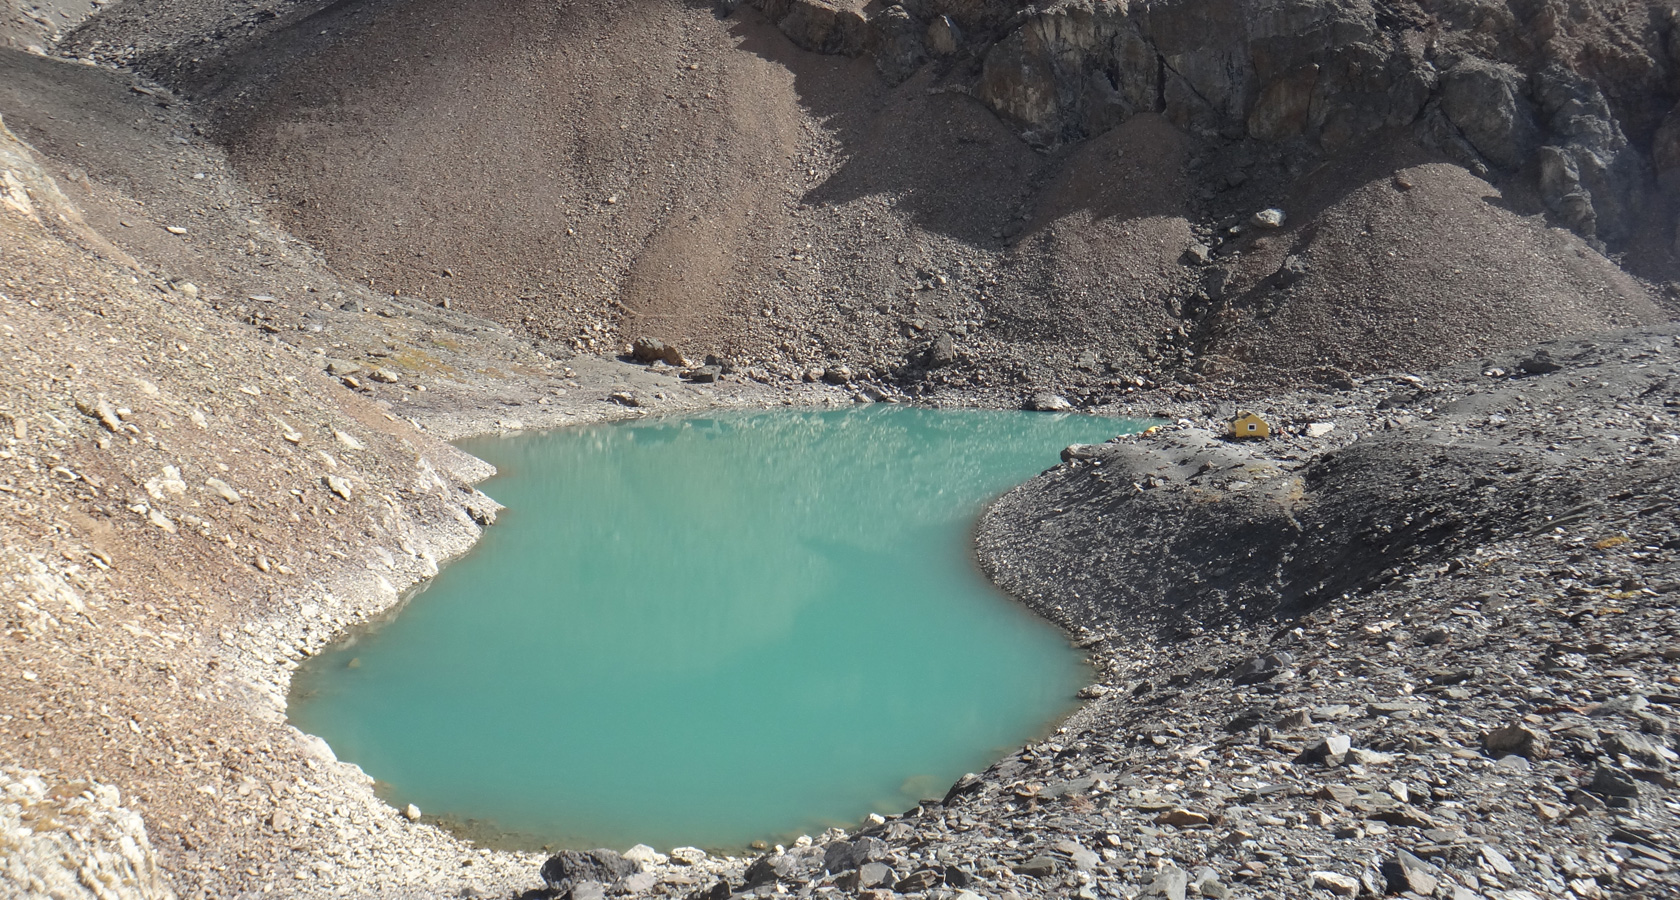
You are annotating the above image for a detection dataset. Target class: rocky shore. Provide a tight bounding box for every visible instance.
[509,326,1679,900]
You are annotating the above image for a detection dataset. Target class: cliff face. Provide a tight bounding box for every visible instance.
[748,0,1678,258]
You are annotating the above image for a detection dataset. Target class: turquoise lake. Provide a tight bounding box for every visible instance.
[288,406,1147,851]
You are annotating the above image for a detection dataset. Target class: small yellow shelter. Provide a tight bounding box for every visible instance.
[1229,411,1270,439]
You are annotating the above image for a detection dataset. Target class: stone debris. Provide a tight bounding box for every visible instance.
[204,476,242,503]
[0,767,178,900]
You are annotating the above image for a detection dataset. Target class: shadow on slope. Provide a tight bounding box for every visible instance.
[59,0,1674,390]
[978,326,1680,639]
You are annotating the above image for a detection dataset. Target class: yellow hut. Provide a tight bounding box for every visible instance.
[1229,412,1270,439]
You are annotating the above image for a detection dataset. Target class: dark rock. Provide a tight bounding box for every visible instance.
[1311,366,1356,391]
[1224,703,1275,732]
[1531,66,1648,246]
[943,864,975,887]
[821,365,852,385]
[1606,731,1673,770]
[744,851,810,886]
[859,861,895,888]
[942,772,984,804]
[870,5,927,83]
[1381,850,1439,896]
[1367,804,1436,829]
[540,850,639,892]
[1232,652,1293,684]
[1271,254,1309,288]
[1589,764,1641,797]
[924,332,958,367]
[761,0,869,56]
[1439,58,1540,171]
[1515,350,1564,376]
[1295,733,1352,766]
[630,337,687,367]
[1011,855,1058,878]
[1061,443,1102,462]
[925,14,960,57]
[824,836,888,873]
[685,365,722,384]
[685,880,730,900]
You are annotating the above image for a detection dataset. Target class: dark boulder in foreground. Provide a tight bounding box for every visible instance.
[539,849,640,893]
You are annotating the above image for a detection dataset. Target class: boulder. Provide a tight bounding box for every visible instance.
[539,849,640,892]
[630,337,688,367]
[1026,392,1074,412]
[1439,58,1540,171]
[923,332,958,368]
[1655,102,1680,190]
[743,846,825,885]
[823,836,888,873]
[754,0,869,56]
[1530,66,1650,246]
[926,15,960,56]
[1381,849,1440,895]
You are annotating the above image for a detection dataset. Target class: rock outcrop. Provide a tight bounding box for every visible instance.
[0,767,178,900]
[747,0,1675,252]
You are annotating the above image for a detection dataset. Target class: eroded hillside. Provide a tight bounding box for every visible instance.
[55,0,1680,399]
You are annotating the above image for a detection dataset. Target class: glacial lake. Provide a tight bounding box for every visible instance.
[289,406,1148,851]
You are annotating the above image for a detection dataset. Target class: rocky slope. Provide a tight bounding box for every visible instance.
[964,324,1680,900]
[0,98,807,898]
[0,0,1677,897]
[54,0,1679,398]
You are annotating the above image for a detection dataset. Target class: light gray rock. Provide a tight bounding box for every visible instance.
[1148,864,1189,900]
[1026,392,1074,412]
[0,767,178,900]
